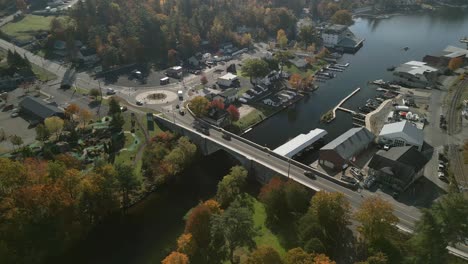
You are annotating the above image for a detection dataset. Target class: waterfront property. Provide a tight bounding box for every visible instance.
[393,61,438,88]
[378,120,424,151]
[214,88,239,105]
[423,45,468,68]
[273,129,328,158]
[217,73,239,87]
[321,24,364,53]
[318,127,375,171]
[368,146,428,192]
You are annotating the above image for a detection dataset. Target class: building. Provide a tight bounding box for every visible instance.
[319,127,375,170]
[217,73,239,87]
[19,96,64,122]
[204,108,229,127]
[213,88,238,105]
[368,146,428,191]
[166,66,183,79]
[423,45,468,68]
[274,129,328,158]
[393,61,438,88]
[378,120,423,151]
[321,24,364,53]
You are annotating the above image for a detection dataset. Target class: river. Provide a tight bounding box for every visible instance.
[244,7,468,164]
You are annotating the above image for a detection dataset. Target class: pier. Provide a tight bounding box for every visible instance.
[327,87,361,122]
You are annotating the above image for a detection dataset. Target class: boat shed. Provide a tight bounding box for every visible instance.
[274,129,328,158]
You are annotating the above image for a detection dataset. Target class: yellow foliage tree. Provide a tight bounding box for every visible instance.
[177,233,197,257]
[162,251,189,264]
[448,57,463,71]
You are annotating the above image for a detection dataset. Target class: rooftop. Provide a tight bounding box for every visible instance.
[443,45,468,58]
[320,127,375,160]
[219,73,238,81]
[379,120,423,147]
[323,24,348,34]
[219,88,238,97]
[274,129,328,158]
[395,61,438,76]
[19,96,64,120]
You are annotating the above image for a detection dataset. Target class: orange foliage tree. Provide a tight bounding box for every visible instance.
[448,57,464,71]
[162,251,189,264]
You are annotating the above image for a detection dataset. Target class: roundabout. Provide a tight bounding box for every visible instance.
[135,90,178,105]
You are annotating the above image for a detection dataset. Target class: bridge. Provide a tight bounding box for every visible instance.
[154,113,468,260]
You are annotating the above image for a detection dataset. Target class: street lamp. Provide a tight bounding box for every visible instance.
[287,157,291,179]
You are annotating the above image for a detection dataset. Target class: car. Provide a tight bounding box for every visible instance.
[120,106,128,112]
[341,175,357,184]
[136,100,143,106]
[438,164,445,171]
[106,88,116,95]
[222,133,231,140]
[304,170,316,179]
[176,104,180,109]
[200,128,210,136]
[10,112,19,118]
[350,167,363,180]
[179,109,185,115]
[383,144,390,151]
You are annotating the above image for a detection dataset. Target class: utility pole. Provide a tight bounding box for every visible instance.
[287,158,291,179]
[97,80,102,118]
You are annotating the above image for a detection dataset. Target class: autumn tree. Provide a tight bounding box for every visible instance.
[331,10,353,25]
[89,88,101,99]
[226,105,240,122]
[10,135,23,150]
[200,75,208,85]
[168,49,178,66]
[177,233,197,257]
[65,103,80,120]
[246,246,283,264]
[313,254,336,264]
[162,251,189,264]
[277,29,288,48]
[284,247,314,264]
[448,57,463,71]
[78,108,93,128]
[355,252,388,264]
[241,58,270,84]
[216,166,248,208]
[355,197,398,243]
[210,98,225,110]
[185,202,220,249]
[189,96,210,117]
[44,116,64,139]
[289,73,303,90]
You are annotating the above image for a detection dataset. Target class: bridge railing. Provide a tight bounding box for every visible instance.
[184,105,358,190]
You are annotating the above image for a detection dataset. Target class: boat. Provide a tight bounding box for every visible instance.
[402,47,410,51]
[335,63,350,68]
[387,66,396,71]
[371,79,387,86]
[359,106,372,113]
[376,88,387,92]
[326,66,343,72]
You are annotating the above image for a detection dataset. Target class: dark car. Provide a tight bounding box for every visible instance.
[304,170,316,179]
[222,133,231,140]
[136,100,143,106]
[200,128,210,136]
[120,106,128,112]
[341,175,357,184]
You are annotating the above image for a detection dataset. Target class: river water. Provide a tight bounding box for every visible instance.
[244,7,468,161]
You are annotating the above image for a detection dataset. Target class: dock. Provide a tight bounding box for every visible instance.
[327,87,361,122]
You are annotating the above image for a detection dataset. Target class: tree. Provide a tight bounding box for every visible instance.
[65,103,80,120]
[110,112,125,133]
[108,97,121,116]
[226,105,240,122]
[331,10,353,26]
[277,29,288,48]
[200,75,208,85]
[78,108,93,128]
[356,252,388,264]
[89,88,101,99]
[354,197,398,242]
[177,233,197,257]
[16,0,27,12]
[241,58,270,84]
[162,251,189,264]
[35,124,50,143]
[189,96,210,117]
[246,246,283,264]
[10,135,23,150]
[274,51,292,73]
[44,116,64,139]
[115,164,141,210]
[312,254,336,264]
[448,57,463,71]
[298,25,318,47]
[168,49,178,66]
[210,99,224,110]
[289,73,303,90]
[210,196,257,263]
[185,202,217,249]
[285,248,314,264]
[216,166,248,207]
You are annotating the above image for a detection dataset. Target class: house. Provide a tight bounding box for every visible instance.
[263,97,281,107]
[423,45,468,68]
[217,73,239,87]
[319,127,375,170]
[214,88,238,105]
[188,56,199,67]
[393,61,438,88]
[204,108,229,127]
[321,24,363,53]
[368,146,428,191]
[19,96,64,122]
[378,120,424,151]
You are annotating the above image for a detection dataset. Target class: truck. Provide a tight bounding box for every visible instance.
[178,90,183,100]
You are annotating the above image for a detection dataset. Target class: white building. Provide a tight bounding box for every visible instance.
[217,73,238,87]
[378,120,424,151]
[321,25,363,52]
[393,61,438,88]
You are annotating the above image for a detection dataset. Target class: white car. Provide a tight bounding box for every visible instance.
[10,112,19,118]
[438,164,445,171]
[383,144,390,151]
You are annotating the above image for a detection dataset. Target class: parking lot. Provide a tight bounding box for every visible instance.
[0,107,36,153]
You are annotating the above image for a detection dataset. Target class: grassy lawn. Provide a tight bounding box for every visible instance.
[234,104,277,130]
[252,197,286,256]
[236,86,251,96]
[1,15,55,41]
[32,64,57,81]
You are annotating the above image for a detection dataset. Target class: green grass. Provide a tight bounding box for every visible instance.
[236,86,251,96]
[252,198,287,256]
[1,15,55,41]
[32,64,57,81]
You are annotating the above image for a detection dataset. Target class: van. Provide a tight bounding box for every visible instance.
[178,90,183,100]
[160,77,170,85]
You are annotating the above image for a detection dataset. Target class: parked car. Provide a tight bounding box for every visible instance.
[363,176,376,189]
[438,164,445,171]
[120,106,128,112]
[350,167,363,180]
[222,133,231,140]
[383,144,390,151]
[136,100,143,106]
[10,112,19,118]
[106,88,116,95]
[341,175,357,184]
